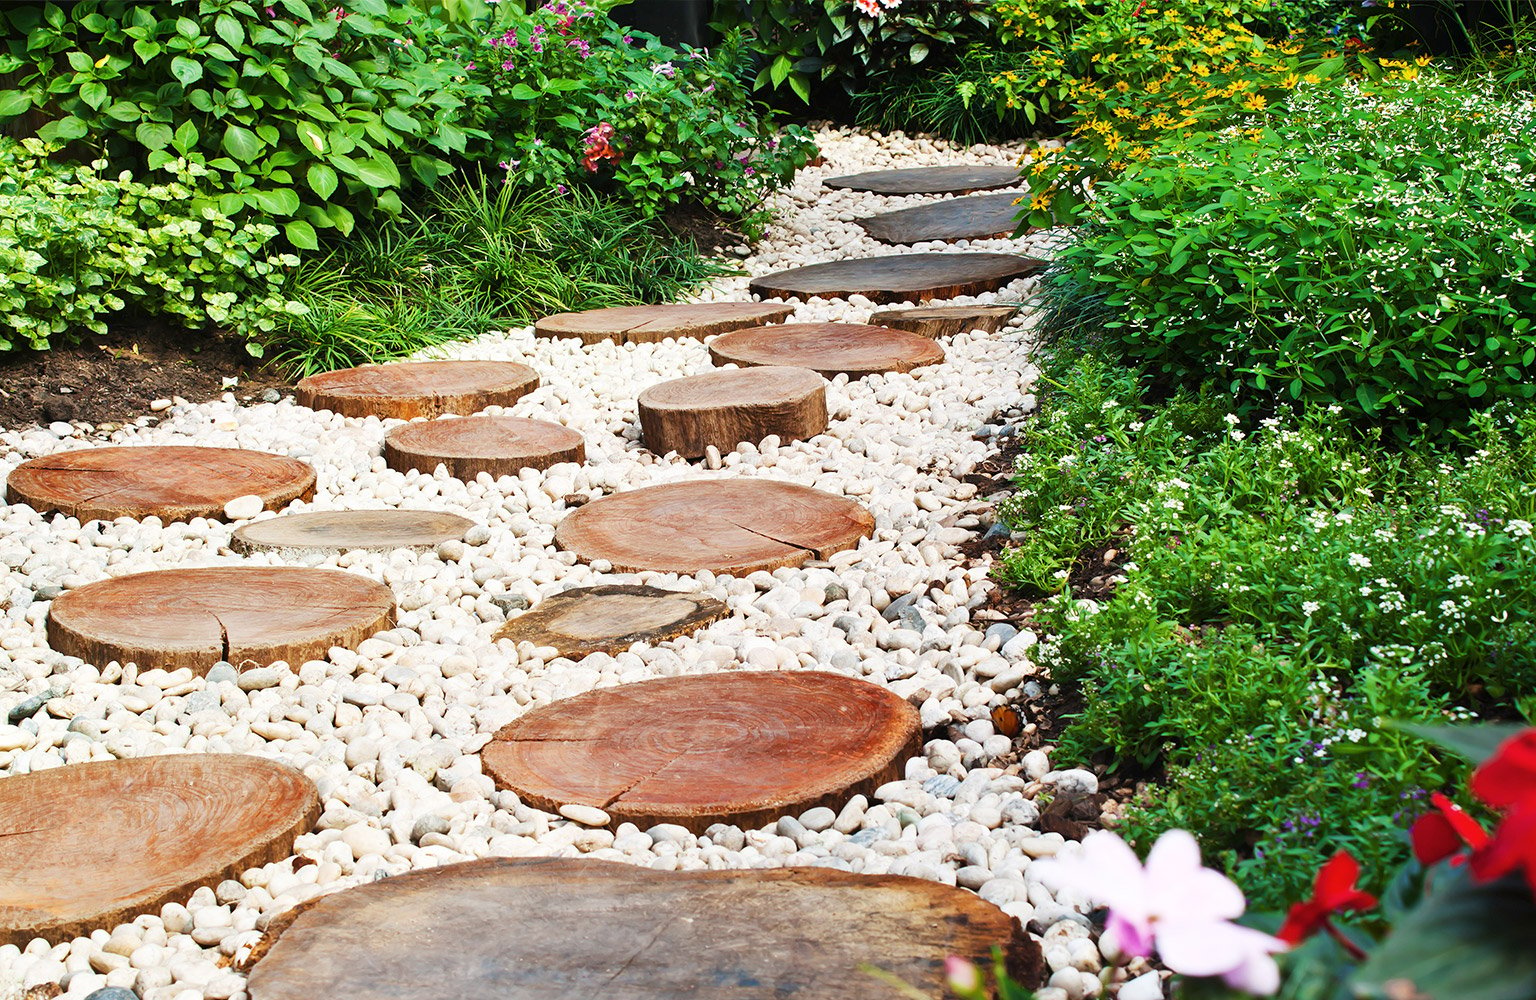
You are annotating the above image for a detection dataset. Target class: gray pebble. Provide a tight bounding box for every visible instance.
[985,623,1019,647]
[1022,680,1045,701]
[85,990,141,1000]
[7,691,53,725]
[183,689,223,715]
[799,806,836,832]
[260,388,282,403]
[31,584,65,601]
[204,662,238,685]
[982,521,1011,544]
[776,815,807,840]
[823,582,848,603]
[646,823,692,845]
[923,774,961,798]
[491,594,530,615]
[897,607,926,632]
[412,814,452,844]
[832,615,860,635]
[704,823,745,851]
[881,592,919,622]
[849,827,883,846]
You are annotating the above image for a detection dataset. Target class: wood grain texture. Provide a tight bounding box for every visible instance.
[231,509,474,554]
[46,567,396,673]
[483,671,920,833]
[856,193,1028,245]
[495,584,727,659]
[295,361,539,420]
[709,323,945,379]
[534,303,795,345]
[868,304,1021,339]
[554,479,873,575]
[824,164,1022,195]
[0,755,319,947]
[247,856,1035,1000]
[4,446,315,524]
[638,366,828,458]
[383,416,585,480]
[748,253,1045,304]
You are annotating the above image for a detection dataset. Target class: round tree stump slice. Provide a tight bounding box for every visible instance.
[638,366,828,458]
[709,323,945,379]
[295,361,540,420]
[868,304,1022,338]
[247,856,1034,1000]
[46,567,396,673]
[554,480,873,575]
[4,446,315,524]
[231,510,475,554]
[748,253,1044,304]
[824,164,1022,195]
[483,671,920,832]
[383,416,585,480]
[857,193,1027,245]
[534,303,795,345]
[0,755,319,947]
[495,585,728,659]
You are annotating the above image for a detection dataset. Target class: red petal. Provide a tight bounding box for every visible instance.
[1470,801,1536,891]
[1412,812,1464,865]
[1276,900,1326,945]
[1470,730,1536,811]
[1431,792,1490,849]
[1313,852,1362,907]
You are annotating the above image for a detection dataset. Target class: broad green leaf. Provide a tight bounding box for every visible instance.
[0,91,32,119]
[509,83,540,100]
[295,122,326,155]
[105,101,141,123]
[79,82,108,110]
[788,73,810,104]
[1395,722,1529,765]
[133,39,162,61]
[909,42,928,64]
[214,13,244,48]
[284,219,318,250]
[246,187,300,216]
[221,123,263,162]
[171,55,203,87]
[135,121,174,149]
[174,119,201,153]
[38,116,88,142]
[352,155,400,189]
[306,161,338,199]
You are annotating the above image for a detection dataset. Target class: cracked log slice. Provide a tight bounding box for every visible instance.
[231,509,474,554]
[46,567,395,673]
[483,671,920,832]
[638,366,828,458]
[534,302,795,345]
[868,304,1021,339]
[495,585,727,659]
[748,253,1044,304]
[554,479,873,575]
[857,193,1026,245]
[247,856,1032,1000]
[4,446,315,523]
[0,755,319,947]
[824,164,1022,195]
[295,360,539,420]
[709,323,944,379]
[384,415,585,479]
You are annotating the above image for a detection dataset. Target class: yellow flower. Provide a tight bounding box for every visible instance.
[1281,73,1299,88]
[1114,80,1131,93]
[1304,73,1321,84]
[1029,192,1051,211]
[94,54,111,68]
[1113,107,1136,119]
[1241,93,1267,111]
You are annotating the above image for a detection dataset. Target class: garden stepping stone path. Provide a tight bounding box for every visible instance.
[638,365,828,458]
[4,445,315,523]
[384,415,585,480]
[710,323,945,378]
[748,252,1044,304]
[0,755,319,947]
[495,584,728,659]
[46,567,395,673]
[295,360,540,420]
[868,303,1021,338]
[534,302,795,345]
[231,509,474,554]
[856,192,1026,245]
[554,479,873,574]
[245,856,1022,1000]
[824,164,1023,195]
[481,671,919,833]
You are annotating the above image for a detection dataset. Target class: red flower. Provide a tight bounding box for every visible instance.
[1469,802,1536,895]
[1470,730,1536,811]
[1276,852,1378,946]
[1410,792,1490,867]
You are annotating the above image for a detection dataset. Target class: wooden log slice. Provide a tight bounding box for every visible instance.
[868,304,1022,339]
[231,510,475,554]
[46,567,396,673]
[247,856,1036,1000]
[495,585,728,659]
[295,361,539,420]
[483,671,920,832]
[554,479,873,575]
[0,755,319,947]
[638,366,828,458]
[534,303,795,346]
[856,193,1027,245]
[709,323,945,379]
[4,446,315,524]
[748,253,1045,304]
[383,416,585,480]
[824,164,1023,195]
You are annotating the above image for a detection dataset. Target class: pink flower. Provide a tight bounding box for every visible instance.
[944,956,981,994]
[853,0,881,15]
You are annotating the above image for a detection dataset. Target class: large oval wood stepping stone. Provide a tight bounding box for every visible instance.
[247,857,1033,1000]
[384,416,584,480]
[825,164,1022,195]
[47,567,395,673]
[483,671,920,832]
[0,755,319,947]
[748,253,1043,304]
[554,480,873,574]
[857,192,1026,245]
[710,323,944,379]
[231,509,474,554]
[4,446,315,523]
[869,303,1021,338]
[496,585,727,659]
[534,302,795,345]
[638,366,828,458]
[295,361,539,420]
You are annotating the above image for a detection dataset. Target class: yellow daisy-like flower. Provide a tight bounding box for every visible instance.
[1113,107,1136,119]
[1241,93,1267,111]
[1415,54,1432,66]
[1304,73,1321,84]
[1029,192,1051,211]
[1114,80,1131,93]
[1281,73,1299,88]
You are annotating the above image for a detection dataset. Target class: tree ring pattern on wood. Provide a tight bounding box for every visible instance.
[708,323,945,379]
[231,509,475,553]
[495,585,728,659]
[295,361,540,420]
[747,253,1045,305]
[383,416,585,480]
[534,303,795,345]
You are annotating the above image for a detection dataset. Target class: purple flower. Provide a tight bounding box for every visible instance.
[625,90,638,100]
[1352,772,1371,789]
[464,61,476,70]
[623,34,634,43]
[568,38,590,58]
[554,183,567,194]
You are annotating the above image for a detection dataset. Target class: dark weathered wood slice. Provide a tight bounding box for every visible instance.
[824,164,1023,195]
[295,361,540,420]
[553,479,873,575]
[483,671,920,832]
[709,323,945,379]
[748,253,1045,304]
[0,755,319,947]
[495,585,728,659]
[534,303,795,346]
[231,510,475,554]
[638,366,828,458]
[868,304,1022,339]
[856,193,1027,245]
[4,446,316,523]
[383,416,585,480]
[247,856,1034,1000]
[46,567,396,673]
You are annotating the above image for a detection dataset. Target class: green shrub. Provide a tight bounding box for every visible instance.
[854,46,1038,143]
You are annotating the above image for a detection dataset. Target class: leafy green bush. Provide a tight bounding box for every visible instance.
[854,46,1037,144]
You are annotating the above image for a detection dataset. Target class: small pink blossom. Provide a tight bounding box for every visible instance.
[944,956,981,994]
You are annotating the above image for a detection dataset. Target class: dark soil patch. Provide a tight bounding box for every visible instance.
[659,201,752,254]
